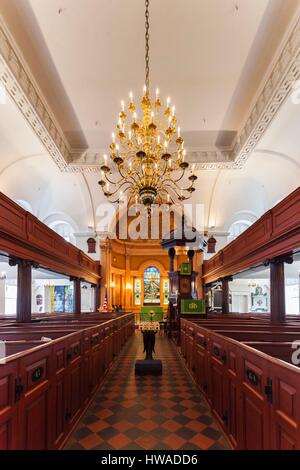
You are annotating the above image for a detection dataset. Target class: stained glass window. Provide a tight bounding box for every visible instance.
[163,279,169,305]
[134,278,141,305]
[144,267,160,304]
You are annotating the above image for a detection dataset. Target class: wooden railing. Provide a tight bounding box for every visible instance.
[0,192,100,284]
[203,186,300,283]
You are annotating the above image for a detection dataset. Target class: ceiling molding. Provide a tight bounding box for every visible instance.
[0,17,71,170]
[0,13,300,172]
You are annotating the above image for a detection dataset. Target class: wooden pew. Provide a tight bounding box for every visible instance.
[0,313,134,450]
[181,318,300,450]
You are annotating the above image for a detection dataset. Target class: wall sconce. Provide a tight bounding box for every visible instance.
[126,283,132,290]
[110,281,116,289]
[0,272,7,280]
[247,280,257,288]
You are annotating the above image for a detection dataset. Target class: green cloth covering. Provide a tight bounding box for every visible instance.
[181,299,206,314]
[180,262,192,275]
[140,306,163,321]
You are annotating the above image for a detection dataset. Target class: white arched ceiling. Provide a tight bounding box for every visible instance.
[205,150,300,231]
[0,88,299,240]
[0,154,94,231]
[0,6,299,244]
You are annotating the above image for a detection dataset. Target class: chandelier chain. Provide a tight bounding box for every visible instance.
[145,0,150,92]
[98,0,198,211]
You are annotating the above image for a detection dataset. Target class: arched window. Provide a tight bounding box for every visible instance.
[227,220,252,243]
[49,221,76,246]
[144,266,160,304]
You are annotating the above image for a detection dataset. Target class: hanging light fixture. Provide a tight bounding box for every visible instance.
[98,0,197,214]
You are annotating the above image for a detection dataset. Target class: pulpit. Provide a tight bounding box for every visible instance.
[135,317,162,375]
[161,217,207,342]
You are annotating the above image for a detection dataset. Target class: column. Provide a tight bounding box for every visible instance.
[187,249,195,271]
[168,247,176,272]
[221,277,231,314]
[10,258,32,323]
[125,251,131,312]
[270,255,293,321]
[195,250,204,299]
[73,278,81,314]
[106,242,112,311]
[99,238,108,310]
[270,258,285,321]
[94,282,101,312]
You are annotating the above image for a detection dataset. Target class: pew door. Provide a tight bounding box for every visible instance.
[0,362,18,450]
[52,340,69,449]
[269,361,300,450]
[210,337,228,429]
[194,332,209,396]
[18,347,52,450]
[239,350,270,450]
[65,338,83,429]
[226,343,240,449]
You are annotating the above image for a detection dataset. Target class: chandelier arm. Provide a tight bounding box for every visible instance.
[104,174,125,185]
[161,173,186,186]
[104,167,138,187]
[160,168,185,184]
[118,165,139,185]
[162,183,181,196]
[105,180,133,197]
[157,190,176,205]
[163,180,193,199]
[159,160,170,179]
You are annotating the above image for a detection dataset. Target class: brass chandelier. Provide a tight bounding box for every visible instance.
[98,0,197,214]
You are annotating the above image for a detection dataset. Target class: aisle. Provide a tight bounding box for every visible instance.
[64,331,230,450]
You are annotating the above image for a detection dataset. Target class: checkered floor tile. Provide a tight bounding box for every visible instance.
[64,331,231,450]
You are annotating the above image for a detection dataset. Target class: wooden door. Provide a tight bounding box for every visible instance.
[51,341,69,449]
[65,339,82,429]
[82,333,92,407]
[90,332,102,394]
[239,351,270,450]
[18,348,52,450]
[269,361,300,449]
[194,331,209,395]
[226,344,240,449]
[210,338,228,428]
[0,362,18,450]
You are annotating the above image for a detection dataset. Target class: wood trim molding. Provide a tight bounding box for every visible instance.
[203,186,300,283]
[0,192,100,284]
[1,13,300,171]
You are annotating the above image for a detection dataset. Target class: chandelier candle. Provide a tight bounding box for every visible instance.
[98,0,197,214]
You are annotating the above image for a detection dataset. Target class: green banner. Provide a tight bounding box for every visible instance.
[180,263,191,275]
[140,306,163,322]
[181,299,206,315]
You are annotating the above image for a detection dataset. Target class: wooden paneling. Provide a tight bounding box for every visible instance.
[0,313,134,450]
[0,192,99,284]
[181,317,300,450]
[240,354,270,450]
[18,347,52,450]
[270,362,300,449]
[0,193,27,240]
[0,362,18,450]
[203,187,300,283]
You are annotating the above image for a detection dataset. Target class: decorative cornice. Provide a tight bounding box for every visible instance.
[0,13,300,172]
[232,14,300,169]
[0,18,71,169]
